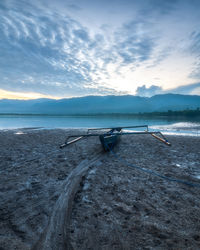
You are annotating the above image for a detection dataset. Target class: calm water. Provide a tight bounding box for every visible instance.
[0,115,200,136]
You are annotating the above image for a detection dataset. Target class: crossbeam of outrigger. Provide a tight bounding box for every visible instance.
[60,125,171,151]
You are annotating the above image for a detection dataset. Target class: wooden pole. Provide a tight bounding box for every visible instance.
[151,133,171,146]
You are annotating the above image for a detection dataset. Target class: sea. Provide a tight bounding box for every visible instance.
[0,114,200,136]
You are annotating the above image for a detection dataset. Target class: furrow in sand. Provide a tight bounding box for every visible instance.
[32,152,103,250]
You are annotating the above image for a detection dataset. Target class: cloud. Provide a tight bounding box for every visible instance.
[0,88,59,100]
[136,82,200,97]
[73,29,90,41]
[113,20,156,66]
[0,1,99,95]
[0,0,133,95]
[167,82,200,95]
[189,31,200,79]
[0,0,160,97]
[0,0,200,98]
[145,0,179,15]
[67,4,82,11]
[136,85,163,97]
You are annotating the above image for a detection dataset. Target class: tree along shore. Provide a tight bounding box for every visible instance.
[0,108,200,118]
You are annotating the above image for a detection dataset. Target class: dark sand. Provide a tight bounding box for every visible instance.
[0,129,200,249]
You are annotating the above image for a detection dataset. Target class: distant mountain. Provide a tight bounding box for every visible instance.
[0,94,200,114]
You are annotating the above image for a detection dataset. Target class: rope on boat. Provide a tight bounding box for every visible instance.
[106,143,200,189]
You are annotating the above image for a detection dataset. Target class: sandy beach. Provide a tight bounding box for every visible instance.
[0,128,200,249]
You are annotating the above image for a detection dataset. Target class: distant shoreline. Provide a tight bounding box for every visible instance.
[0,109,200,119]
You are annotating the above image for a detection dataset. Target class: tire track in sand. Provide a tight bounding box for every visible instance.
[32,152,103,250]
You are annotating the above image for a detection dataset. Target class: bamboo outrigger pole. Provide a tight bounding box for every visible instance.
[60,125,171,150]
[151,133,171,146]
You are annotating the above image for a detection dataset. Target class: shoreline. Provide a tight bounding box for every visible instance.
[0,126,200,137]
[0,129,200,249]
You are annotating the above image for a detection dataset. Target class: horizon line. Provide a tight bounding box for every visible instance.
[1,92,200,101]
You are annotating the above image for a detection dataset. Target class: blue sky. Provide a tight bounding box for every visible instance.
[0,0,200,99]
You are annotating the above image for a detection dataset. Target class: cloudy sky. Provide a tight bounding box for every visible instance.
[0,0,200,99]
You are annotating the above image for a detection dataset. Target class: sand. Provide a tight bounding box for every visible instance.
[0,128,200,249]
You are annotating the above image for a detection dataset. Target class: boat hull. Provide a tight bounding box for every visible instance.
[99,134,120,151]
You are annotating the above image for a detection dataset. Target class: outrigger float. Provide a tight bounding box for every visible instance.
[60,125,171,151]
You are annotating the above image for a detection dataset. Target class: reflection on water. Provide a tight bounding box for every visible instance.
[15,131,26,135]
[150,122,200,136]
[0,115,199,136]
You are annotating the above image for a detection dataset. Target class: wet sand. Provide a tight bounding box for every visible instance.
[0,129,200,249]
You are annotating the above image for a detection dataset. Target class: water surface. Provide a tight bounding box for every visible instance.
[0,115,199,136]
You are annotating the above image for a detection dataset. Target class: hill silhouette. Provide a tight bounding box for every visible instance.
[0,94,200,115]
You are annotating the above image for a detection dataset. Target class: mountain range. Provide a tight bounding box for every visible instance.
[0,94,200,115]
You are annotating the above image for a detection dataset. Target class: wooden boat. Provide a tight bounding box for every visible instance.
[99,128,121,151]
[60,125,171,151]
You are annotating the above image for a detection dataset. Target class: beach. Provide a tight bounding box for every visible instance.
[0,128,200,249]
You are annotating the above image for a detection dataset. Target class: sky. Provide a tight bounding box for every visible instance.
[0,0,200,99]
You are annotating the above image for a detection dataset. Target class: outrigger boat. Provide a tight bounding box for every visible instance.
[60,125,171,151]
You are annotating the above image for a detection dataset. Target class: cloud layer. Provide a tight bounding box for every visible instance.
[136,82,200,97]
[0,0,200,98]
